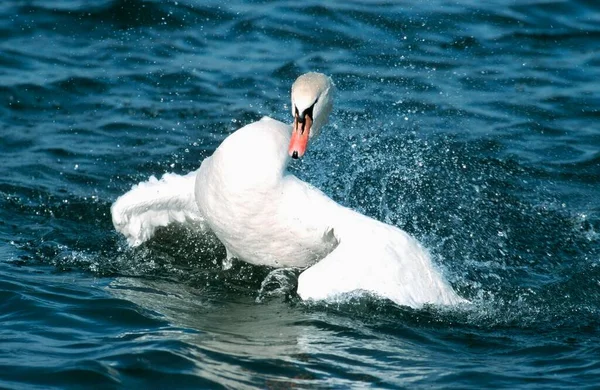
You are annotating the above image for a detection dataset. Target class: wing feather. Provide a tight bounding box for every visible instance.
[297,219,467,308]
[111,171,206,246]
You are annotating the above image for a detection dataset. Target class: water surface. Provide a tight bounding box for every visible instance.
[1,0,599,388]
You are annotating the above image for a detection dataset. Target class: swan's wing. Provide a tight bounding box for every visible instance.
[297,222,466,308]
[111,171,206,247]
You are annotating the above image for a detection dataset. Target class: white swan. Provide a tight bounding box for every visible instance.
[111,72,466,308]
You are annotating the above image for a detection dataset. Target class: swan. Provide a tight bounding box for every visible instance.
[111,72,466,308]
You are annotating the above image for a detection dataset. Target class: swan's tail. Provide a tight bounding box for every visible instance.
[111,171,206,247]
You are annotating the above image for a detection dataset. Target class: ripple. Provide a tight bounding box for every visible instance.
[0,0,599,388]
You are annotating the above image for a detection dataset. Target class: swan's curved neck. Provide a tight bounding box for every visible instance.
[210,118,292,190]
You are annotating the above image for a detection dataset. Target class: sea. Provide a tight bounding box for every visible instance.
[1,0,599,388]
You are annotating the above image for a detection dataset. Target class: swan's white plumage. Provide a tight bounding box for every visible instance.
[194,117,338,268]
[296,210,465,306]
[111,171,206,247]
[110,72,466,308]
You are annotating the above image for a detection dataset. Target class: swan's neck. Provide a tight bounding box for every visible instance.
[211,118,291,191]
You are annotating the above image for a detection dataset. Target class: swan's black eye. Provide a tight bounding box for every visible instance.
[305,103,315,121]
[300,99,318,122]
[295,99,318,133]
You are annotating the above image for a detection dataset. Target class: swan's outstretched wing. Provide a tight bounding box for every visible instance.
[296,221,466,308]
[111,171,206,246]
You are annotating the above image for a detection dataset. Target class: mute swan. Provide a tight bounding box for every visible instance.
[111,72,466,308]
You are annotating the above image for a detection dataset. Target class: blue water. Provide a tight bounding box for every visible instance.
[1,0,599,388]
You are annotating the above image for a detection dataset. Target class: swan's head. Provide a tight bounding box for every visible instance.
[288,72,334,159]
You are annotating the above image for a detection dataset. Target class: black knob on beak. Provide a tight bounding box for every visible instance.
[291,151,299,159]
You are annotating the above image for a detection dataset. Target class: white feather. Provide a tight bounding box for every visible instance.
[111,171,206,246]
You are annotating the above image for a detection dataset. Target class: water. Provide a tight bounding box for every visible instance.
[1,0,599,388]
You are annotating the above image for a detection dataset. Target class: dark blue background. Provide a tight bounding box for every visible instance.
[1,0,599,388]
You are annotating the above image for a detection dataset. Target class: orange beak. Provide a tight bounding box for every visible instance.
[288,113,312,159]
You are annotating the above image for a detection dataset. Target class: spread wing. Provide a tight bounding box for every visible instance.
[111,170,206,246]
[296,217,467,308]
